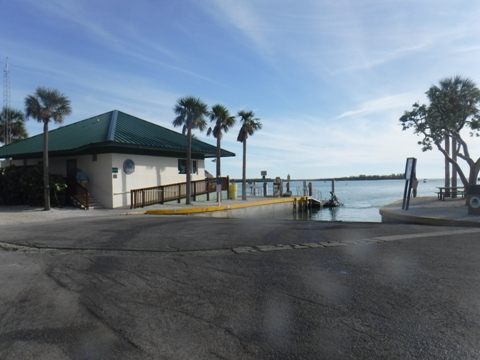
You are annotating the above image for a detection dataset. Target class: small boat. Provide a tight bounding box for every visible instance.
[308,197,343,208]
[423,179,428,183]
[321,199,343,208]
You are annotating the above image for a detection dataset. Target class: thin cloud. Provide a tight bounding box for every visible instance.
[26,0,176,56]
[202,0,269,49]
[334,94,414,120]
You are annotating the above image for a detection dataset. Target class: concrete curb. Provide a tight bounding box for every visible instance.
[379,198,480,227]
[145,197,298,216]
[379,209,480,227]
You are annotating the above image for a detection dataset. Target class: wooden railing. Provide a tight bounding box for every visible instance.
[130,177,229,209]
[67,180,89,209]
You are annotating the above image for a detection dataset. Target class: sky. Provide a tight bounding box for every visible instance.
[2,0,480,180]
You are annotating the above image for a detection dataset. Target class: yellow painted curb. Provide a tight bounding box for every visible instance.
[145,197,301,216]
[122,211,147,215]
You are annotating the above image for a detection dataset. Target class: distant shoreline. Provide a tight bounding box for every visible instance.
[233,174,409,183]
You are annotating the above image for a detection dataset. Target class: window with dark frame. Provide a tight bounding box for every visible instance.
[178,159,197,174]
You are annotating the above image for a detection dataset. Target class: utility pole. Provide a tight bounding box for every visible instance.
[3,57,11,145]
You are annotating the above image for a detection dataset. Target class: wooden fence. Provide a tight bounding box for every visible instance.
[130,177,229,209]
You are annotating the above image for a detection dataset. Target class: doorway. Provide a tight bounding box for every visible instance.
[66,159,77,200]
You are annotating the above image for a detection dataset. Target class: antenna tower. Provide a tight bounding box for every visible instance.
[3,57,11,145]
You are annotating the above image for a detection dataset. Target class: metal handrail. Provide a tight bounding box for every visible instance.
[312,189,322,201]
[295,185,321,200]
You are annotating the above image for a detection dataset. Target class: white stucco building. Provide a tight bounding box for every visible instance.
[0,110,235,208]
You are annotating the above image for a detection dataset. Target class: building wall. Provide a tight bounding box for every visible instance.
[5,155,114,208]
[2,158,42,167]
[111,154,205,208]
[1,155,95,176]
[2,153,206,209]
[83,154,114,208]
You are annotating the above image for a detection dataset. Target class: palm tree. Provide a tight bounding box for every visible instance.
[0,107,28,145]
[207,104,236,179]
[25,87,72,210]
[173,96,209,205]
[237,110,262,200]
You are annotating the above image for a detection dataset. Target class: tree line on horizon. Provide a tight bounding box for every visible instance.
[235,173,406,183]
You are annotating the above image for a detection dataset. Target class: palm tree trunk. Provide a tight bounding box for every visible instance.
[242,140,247,201]
[216,137,221,178]
[43,121,51,210]
[186,128,192,205]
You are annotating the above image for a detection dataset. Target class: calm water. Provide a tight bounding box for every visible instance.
[237,179,444,222]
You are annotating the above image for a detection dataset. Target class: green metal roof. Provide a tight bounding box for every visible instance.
[0,110,235,160]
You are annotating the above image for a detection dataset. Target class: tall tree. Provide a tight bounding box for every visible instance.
[237,110,262,200]
[25,87,72,210]
[0,107,28,145]
[173,96,209,205]
[207,104,236,179]
[400,76,480,192]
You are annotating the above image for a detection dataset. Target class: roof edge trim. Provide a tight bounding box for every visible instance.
[107,110,118,141]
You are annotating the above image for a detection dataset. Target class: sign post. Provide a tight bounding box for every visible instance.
[402,157,417,210]
[261,171,267,196]
[217,177,224,206]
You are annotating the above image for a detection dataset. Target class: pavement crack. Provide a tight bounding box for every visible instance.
[339,318,377,340]
[280,291,346,313]
[194,264,248,278]
[83,303,143,351]
[126,299,247,351]
[0,241,235,258]
[45,268,70,290]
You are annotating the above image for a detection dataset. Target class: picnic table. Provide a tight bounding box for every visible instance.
[436,186,465,200]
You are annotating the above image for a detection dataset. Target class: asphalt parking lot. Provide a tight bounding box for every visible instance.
[2,214,480,359]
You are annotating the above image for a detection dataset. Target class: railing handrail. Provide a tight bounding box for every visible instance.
[130,176,229,209]
[68,180,89,210]
[87,179,112,196]
[295,185,321,200]
[312,189,322,201]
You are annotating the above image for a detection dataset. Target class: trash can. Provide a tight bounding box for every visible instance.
[467,185,480,215]
[229,183,238,200]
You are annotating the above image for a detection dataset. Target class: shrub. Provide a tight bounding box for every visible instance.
[0,165,67,207]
